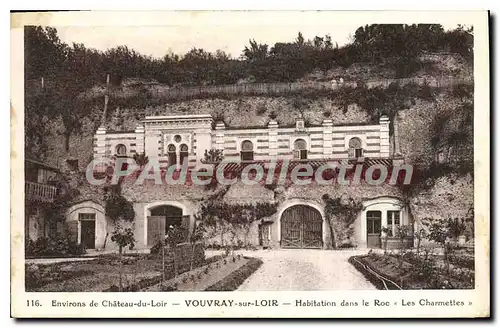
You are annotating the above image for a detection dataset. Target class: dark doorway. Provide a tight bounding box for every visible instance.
[80,218,96,249]
[148,205,186,246]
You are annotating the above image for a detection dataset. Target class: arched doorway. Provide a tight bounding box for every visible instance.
[147,205,187,246]
[281,205,323,249]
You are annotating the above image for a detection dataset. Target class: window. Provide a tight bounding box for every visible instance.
[180,144,189,166]
[348,137,363,159]
[116,144,127,156]
[366,211,382,234]
[387,211,401,237]
[174,135,182,143]
[79,213,96,221]
[293,139,308,160]
[66,159,79,171]
[240,140,254,161]
[167,144,177,166]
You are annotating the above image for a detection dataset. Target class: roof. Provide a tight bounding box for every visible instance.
[143,114,213,121]
[25,156,60,172]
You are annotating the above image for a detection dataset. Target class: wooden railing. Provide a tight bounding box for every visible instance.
[25,181,57,203]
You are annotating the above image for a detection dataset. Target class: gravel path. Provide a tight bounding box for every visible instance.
[236,249,376,291]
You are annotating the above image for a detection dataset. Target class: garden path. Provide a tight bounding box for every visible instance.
[235,249,376,291]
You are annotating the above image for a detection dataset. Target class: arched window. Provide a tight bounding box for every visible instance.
[167,144,177,166]
[240,140,254,161]
[179,144,189,166]
[293,139,308,160]
[348,137,363,159]
[116,144,127,156]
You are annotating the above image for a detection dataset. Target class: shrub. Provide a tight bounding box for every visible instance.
[338,242,356,249]
[149,240,164,255]
[256,105,267,115]
[161,284,177,292]
[205,255,224,265]
[25,236,86,258]
[25,264,41,289]
[205,258,263,291]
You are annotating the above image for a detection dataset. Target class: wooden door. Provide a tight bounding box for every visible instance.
[281,205,322,249]
[366,211,382,248]
[80,220,96,249]
[147,216,166,246]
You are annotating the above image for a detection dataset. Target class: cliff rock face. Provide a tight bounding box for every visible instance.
[29,52,473,249]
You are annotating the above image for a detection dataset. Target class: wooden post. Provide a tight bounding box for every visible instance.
[102,74,110,125]
[161,241,165,285]
[173,245,178,277]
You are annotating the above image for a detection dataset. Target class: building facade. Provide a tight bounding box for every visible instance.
[70,114,412,250]
[93,114,391,167]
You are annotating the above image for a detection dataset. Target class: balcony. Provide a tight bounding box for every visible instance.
[25,181,57,203]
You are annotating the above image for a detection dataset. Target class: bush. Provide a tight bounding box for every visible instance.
[25,264,41,289]
[149,240,164,255]
[205,257,263,291]
[338,242,356,249]
[25,236,86,258]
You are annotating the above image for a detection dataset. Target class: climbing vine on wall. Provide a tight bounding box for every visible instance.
[41,178,80,223]
[199,201,278,246]
[104,185,135,222]
[322,194,363,246]
[200,201,277,227]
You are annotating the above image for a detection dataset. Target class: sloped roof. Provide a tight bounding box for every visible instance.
[25,154,60,172]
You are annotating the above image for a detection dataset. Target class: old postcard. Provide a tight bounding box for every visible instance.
[11,10,489,318]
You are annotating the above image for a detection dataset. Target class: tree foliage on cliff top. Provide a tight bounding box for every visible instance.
[25,24,472,88]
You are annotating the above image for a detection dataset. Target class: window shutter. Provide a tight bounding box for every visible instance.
[66,221,79,243]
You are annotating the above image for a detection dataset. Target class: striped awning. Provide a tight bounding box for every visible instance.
[213,158,396,173]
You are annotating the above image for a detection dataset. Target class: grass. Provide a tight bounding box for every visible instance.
[204,257,263,291]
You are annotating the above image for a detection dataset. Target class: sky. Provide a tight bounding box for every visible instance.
[56,22,461,59]
[47,11,465,60]
[56,25,362,59]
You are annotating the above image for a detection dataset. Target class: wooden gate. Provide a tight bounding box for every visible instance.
[147,216,166,246]
[281,205,323,249]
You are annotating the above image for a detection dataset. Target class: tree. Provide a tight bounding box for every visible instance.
[110,226,136,291]
[422,217,454,276]
[395,225,411,270]
[242,39,269,62]
[24,26,69,80]
[133,152,149,169]
[165,225,187,277]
